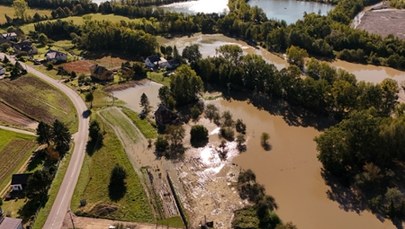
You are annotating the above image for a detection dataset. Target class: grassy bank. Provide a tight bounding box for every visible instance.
[0,129,36,192]
[121,107,157,139]
[71,115,154,222]
[147,72,171,87]
[0,74,77,132]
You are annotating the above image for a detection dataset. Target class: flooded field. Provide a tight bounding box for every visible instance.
[210,98,397,229]
[330,60,405,102]
[114,77,399,228]
[112,80,163,113]
[161,33,287,70]
[114,33,405,228]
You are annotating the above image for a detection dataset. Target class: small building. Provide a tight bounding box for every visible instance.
[45,50,67,63]
[164,59,180,70]
[10,173,31,192]
[0,209,23,229]
[145,55,166,69]
[1,32,17,41]
[90,64,114,81]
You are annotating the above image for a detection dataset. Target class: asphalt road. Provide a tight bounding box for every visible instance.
[0,53,90,229]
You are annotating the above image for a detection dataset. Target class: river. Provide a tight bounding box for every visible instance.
[160,0,334,24]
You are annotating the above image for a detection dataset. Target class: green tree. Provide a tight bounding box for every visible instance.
[286,45,308,69]
[170,65,203,106]
[12,0,29,20]
[140,93,150,116]
[261,132,270,150]
[52,119,71,156]
[86,120,103,154]
[190,125,209,147]
[85,92,94,109]
[38,33,48,46]
[36,121,52,145]
[26,169,53,198]
[182,44,202,66]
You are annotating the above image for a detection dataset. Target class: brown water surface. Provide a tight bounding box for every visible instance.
[210,98,396,229]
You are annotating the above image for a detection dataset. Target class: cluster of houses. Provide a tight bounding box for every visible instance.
[0,33,37,56]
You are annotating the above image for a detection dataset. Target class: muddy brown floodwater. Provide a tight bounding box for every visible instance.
[209,98,397,229]
[160,33,287,70]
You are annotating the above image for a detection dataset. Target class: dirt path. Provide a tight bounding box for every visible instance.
[0,125,36,136]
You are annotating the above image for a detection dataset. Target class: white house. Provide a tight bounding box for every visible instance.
[45,50,67,62]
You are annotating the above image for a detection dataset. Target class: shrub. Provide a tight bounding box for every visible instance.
[190,125,209,147]
[220,127,234,141]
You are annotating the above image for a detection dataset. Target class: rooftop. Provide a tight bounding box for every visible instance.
[0,217,22,229]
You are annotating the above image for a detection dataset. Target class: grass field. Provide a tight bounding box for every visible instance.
[0,129,36,192]
[99,108,140,143]
[121,107,157,139]
[0,5,51,24]
[147,72,171,87]
[71,115,154,222]
[0,74,77,132]
[20,13,157,33]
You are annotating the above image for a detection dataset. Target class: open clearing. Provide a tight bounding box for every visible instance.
[356,8,405,39]
[0,129,36,192]
[20,13,154,33]
[71,114,153,223]
[0,5,51,24]
[0,75,77,132]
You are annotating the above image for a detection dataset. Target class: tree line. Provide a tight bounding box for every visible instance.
[11,0,402,70]
[190,44,398,120]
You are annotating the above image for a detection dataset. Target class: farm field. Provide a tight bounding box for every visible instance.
[0,74,77,132]
[0,129,36,192]
[0,102,37,130]
[71,115,154,223]
[0,5,51,24]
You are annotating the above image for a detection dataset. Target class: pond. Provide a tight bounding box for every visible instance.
[160,0,334,24]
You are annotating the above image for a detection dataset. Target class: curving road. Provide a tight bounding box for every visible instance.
[0,53,89,229]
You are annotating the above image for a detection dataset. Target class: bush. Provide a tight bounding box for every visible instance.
[261,132,270,151]
[46,63,53,70]
[190,125,209,147]
[220,127,235,141]
[236,119,246,134]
